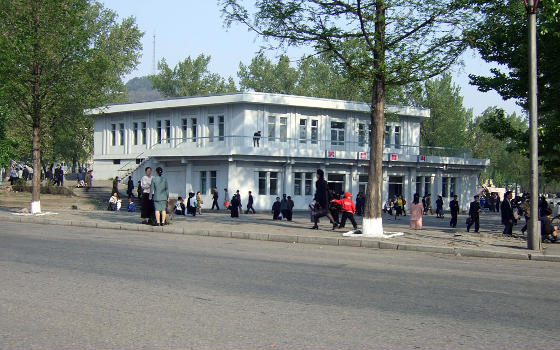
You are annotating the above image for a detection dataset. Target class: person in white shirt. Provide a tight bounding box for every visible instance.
[140,167,154,224]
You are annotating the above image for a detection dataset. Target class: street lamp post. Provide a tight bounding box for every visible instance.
[524,0,540,251]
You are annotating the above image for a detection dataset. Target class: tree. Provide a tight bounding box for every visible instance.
[0,106,19,168]
[126,76,163,102]
[149,54,237,97]
[468,0,560,180]
[416,74,472,149]
[238,54,299,93]
[0,0,142,213]
[221,0,476,236]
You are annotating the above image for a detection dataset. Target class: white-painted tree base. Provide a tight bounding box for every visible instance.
[30,201,41,214]
[342,217,404,238]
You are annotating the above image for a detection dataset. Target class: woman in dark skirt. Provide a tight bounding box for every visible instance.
[311,169,338,230]
[230,194,240,218]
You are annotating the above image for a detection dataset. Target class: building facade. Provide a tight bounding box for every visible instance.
[91,92,488,211]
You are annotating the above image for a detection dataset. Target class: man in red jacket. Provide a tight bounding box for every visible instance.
[332,192,358,230]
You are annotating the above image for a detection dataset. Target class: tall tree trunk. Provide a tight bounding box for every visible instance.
[363,0,386,236]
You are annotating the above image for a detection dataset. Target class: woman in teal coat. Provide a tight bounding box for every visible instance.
[150,167,169,226]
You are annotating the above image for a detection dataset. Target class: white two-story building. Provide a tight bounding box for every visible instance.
[91,92,488,211]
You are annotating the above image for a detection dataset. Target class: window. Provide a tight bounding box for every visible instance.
[181,118,188,142]
[442,177,449,197]
[311,120,318,144]
[133,122,138,145]
[385,125,391,147]
[165,120,171,143]
[258,171,267,195]
[111,124,116,146]
[331,122,345,146]
[208,116,215,142]
[328,173,345,194]
[210,171,217,193]
[200,171,207,194]
[268,116,276,141]
[294,172,302,195]
[113,159,121,164]
[358,123,367,147]
[299,119,307,144]
[269,172,278,195]
[394,125,401,149]
[191,118,197,142]
[359,175,368,194]
[450,178,456,197]
[156,120,162,143]
[141,122,146,145]
[279,117,287,142]
[305,173,313,195]
[218,116,224,141]
[424,176,431,196]
[118,123,124,145]
[416,176,423,196]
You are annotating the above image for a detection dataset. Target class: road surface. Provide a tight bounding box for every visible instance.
[1,222,559,349]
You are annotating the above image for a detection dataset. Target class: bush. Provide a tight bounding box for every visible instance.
[11,181,74,196]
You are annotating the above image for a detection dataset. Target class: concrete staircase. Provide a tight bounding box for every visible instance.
[72,180,142,210]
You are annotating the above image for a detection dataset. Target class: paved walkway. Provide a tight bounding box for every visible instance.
[2,206,559,262]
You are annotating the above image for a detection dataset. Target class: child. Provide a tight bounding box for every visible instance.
[331,192,358,230]
[187,192,196,216]
[108,192,119,211]
[127,196,135,212]
[175,196,186,215]
[116,197,122,211]
[272,197,281,220]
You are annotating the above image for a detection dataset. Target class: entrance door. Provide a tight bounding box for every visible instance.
[388,176,403,198]
[327,174,345,196]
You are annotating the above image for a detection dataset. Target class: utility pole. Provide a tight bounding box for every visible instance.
[152,33,156,75]
[524,0,540,251]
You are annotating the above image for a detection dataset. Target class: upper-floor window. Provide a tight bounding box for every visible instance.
[141,122,146,145]
[208,116,215,142]
[394,125,401,149]
[118,123,124,145]
[299,119,307,144]
[384,125,391,147]
[156,121,162,143]
[331,121,345,146]
[165,120,171,143]
[133,122,138,145]
[311,120,318,144]
[279,117,287,142]
[218,116,225,141]
[268,116,276,141]
[358,123,370,147]
[181,118,188,142]
[111,124,116,146]
[191,118,197,142]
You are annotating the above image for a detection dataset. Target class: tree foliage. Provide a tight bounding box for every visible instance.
[149,54,237,97]
[468,0,560,180]
[0,0,142,205]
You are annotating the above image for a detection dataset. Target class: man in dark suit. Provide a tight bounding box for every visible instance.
[449,194,459,228]
[501,191,514,236]
[467,195,481,233]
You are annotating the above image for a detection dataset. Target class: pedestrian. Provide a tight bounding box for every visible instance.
[127,176,134,198]
[187,192,196,216]
[332,192,358,230]
[137,180,142,199]
[467,195,481,233]
[501,190,515,236]
[424,194,433,215]
[150,167,169,226]
[436,195,444,218]
[85,170,93,191]
[236,190,242,213]
[46,165,53,184]
[540,208,558,243]
[286,196,294,221]
[519,198,530,234]
[245,191,256,214]
[22,166,29,182]
[174,197,186,215]
[272,197,282,220]
[223,188,229,209]
[409,193,424,230]
[112,176,120,197]
[393,195,403,220]
[196,191,203,215]
[229,193,240,218]
[496,194,501,213]
[140,167,154,225]
[253,130,261,147]
[311,169,338,230]
[127,196,135,212]
[211,187,220,210]
[108,192,119,211]
[280,194,290,220]
[449,194,459,228]
[356,192,365,216]
[9,167,18,185]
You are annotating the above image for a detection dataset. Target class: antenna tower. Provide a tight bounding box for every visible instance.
[152,33,156,74]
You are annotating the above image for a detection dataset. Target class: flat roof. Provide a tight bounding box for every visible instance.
[88,91,430,118]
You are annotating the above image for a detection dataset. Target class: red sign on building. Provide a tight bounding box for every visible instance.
[326,151,336,159]
[418,155,427,162]
[358,152,368,160]
[390,154,398,161]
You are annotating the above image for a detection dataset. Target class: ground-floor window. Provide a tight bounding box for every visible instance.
[200,171,207,194]
[258,171,267,195]
[424,176,431,196]
[294,172,314,196]
[450,177,456,197]
[416,176,423,196]
[328,173,345,195]
[269,172,278,195]
[210,171,217,192]
[199,170,217,194]
[388,176,403,198]
[442,177,449,197]
[359,175,368,194]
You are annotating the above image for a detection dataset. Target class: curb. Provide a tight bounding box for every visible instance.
[5,214,559,263]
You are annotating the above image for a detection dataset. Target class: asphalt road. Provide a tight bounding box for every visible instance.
[1,222,559,350]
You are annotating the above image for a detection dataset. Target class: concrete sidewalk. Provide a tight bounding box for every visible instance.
[2,206,559,262]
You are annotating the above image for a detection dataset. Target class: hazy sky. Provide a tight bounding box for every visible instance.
[103,0,523,118]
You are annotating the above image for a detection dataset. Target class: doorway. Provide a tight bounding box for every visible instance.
[388,176,403,198]
[327,173,345,195]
